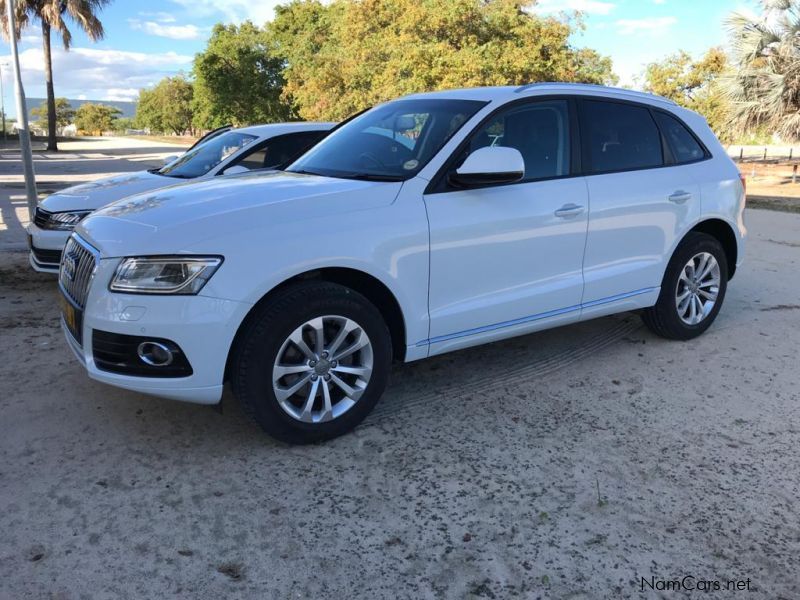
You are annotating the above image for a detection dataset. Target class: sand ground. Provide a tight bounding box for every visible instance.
[1,140,799,598]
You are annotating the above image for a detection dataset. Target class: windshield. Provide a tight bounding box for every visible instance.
[158,131,257,178]
[287,98,486,181]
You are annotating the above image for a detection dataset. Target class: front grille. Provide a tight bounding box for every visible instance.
[92,330,193,377]
[59,235,97,310]
[31,246,62,266]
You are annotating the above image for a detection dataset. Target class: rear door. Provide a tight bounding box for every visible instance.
[579,98,703,307]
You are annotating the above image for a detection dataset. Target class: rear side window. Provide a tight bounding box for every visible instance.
[236,131,328,171]
[467,100,570,181]
[653,112,706,164]
[580,100,663,174]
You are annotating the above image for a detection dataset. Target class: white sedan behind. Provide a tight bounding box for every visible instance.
[28,122,334,272]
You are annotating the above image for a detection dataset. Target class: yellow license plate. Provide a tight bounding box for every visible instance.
[59,292,79,339]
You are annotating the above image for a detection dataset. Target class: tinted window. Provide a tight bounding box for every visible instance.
[654,112,706,164]
[581,100,663,173]
[235,131,328,171]
[288,99,486,181]
[466,100,570,181]
[158,131,257,179]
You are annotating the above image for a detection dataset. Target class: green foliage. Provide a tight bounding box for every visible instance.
[268,0,617,120]
[192,22,293,129]
[30,97,75,128]
[721,0,800,141]
[112,117,136,135]
[135,76,194,135]
[74,103,122,136]
[643,48,731,141]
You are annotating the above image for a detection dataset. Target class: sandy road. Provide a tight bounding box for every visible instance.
[0,208,799,599]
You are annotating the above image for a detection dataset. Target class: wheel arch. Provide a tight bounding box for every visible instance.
[686,218,738,280]
[225,267,408,382]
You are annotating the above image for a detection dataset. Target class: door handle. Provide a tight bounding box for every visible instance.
[554,203,585,218]
[669,191,692,204]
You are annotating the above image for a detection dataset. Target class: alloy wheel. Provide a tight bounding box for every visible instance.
[272,315,374,423]
[675,252,721,326]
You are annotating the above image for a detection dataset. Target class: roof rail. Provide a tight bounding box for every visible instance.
[514,82,677,106]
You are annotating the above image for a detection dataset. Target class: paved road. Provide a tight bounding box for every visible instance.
[0,137,187,252]
[1,208,799,599]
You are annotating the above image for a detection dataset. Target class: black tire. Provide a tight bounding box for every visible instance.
[231,281,392,444]
[642,232,728,340]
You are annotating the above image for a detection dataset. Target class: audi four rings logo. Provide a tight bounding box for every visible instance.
[63,252,79,281]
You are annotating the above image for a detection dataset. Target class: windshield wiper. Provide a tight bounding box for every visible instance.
[290,169,403,182]
[338,172,404,182]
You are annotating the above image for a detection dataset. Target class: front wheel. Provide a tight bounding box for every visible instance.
[231,282,392,444]
[642,232,728,340]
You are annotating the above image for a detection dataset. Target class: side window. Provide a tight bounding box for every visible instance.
[580,100,663,173]
[236,147,268,171]
[466,100,570,181]
[653,112,706,164]
[234,131,328,171]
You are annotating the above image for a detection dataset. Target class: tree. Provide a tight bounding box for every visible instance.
[30,97,75,130]
[643,48,731,140]
[267,0,617,121]
[720,0,800,141]
[135,76,194,135]
[192,22,292,129]
[74,102,121,136]
[112,117,135,135]
[1,0,110,151]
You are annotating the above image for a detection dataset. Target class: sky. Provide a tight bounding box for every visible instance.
[0,0,761,118]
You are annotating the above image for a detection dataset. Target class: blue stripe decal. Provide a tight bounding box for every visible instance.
[416,286,658,347]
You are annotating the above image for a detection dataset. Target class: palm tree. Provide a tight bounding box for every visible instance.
[1,0,110,151]
[721,0,800,141]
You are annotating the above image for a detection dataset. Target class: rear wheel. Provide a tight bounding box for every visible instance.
[642,232,728,340]
[232,282,392,444]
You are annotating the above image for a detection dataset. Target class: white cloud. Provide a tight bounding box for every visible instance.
[531,0,617,16]
[129,19,204,40]
[0,46,193,103]
[105,88,141,102]
[653,0,667,4]
[138,11,178,23]
[168,0,283,24]
[615,16,677,35]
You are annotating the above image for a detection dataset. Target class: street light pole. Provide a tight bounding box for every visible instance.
[0,63,7,142]
[4,0,38,220]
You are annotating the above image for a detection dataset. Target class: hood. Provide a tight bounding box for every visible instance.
[40,170,176,212]
[76,171,402,257]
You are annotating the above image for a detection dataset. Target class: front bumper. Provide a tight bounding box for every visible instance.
[61,256,253,405]
[28,223,71,273]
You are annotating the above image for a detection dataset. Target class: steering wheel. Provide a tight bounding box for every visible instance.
[358,152,386,169]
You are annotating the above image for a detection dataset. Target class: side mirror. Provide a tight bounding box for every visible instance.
[162,155,179,166]
[448,146,524,188]
[222,165,250,176]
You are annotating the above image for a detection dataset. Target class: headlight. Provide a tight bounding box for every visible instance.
[38,209,92,230]
[109,256,223,295]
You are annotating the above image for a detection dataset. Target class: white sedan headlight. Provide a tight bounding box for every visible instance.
[38,209,92,230]
[109,257,223,295]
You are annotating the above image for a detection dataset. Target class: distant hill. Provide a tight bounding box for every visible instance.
[26,98,137,120]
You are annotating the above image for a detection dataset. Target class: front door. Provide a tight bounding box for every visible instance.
[423,99,589,355]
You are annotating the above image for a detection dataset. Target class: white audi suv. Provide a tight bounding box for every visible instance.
[29,122,333,272]
[58,84,746,443]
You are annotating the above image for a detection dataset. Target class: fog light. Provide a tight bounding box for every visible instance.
[137,341,174,366]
